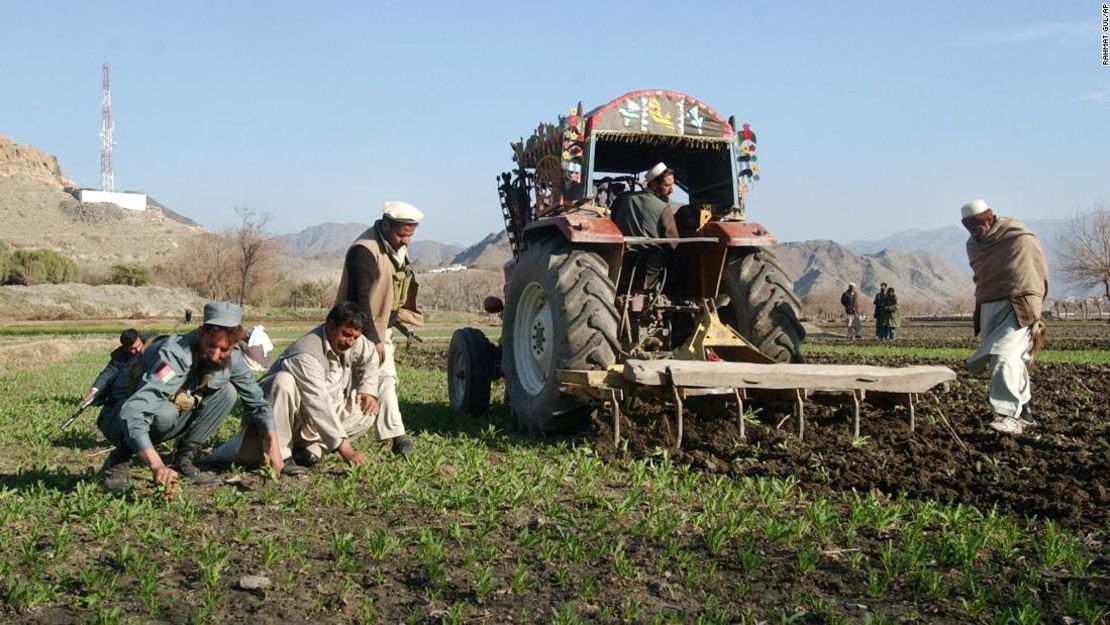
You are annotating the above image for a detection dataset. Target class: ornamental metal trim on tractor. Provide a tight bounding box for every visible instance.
[447,90,955,443]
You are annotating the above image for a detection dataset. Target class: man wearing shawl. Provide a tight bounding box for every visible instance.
[961,199,1049,434]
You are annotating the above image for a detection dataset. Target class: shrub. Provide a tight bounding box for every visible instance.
[11,249,79,284]
[0,242,13,283]
[110,264,151,286]
[289,281,329,309]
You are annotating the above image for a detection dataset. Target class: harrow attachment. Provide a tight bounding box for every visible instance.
[558,361,957,447]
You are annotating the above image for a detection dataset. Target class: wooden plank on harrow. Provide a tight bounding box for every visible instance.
[622,360,955,394]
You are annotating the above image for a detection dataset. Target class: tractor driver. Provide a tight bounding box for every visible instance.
[611,162,680,291]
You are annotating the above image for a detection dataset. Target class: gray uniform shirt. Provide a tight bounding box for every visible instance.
[108,331,276,452]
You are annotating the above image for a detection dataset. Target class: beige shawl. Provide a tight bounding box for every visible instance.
[967,216,1049,328]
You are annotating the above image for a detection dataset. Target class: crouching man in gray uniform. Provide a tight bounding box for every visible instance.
[97,302,285,496]
[209,302,380,473]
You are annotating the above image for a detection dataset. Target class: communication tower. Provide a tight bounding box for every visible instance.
[100,62,114,192]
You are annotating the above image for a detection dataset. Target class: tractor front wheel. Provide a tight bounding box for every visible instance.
[447,328,495,415]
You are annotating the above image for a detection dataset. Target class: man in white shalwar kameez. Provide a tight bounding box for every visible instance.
[960,199,1049,435]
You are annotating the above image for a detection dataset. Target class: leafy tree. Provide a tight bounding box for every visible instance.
[1057,207,1110,321]
[110,263,151,286]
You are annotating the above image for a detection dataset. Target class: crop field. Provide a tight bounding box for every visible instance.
[0,319,1106,623]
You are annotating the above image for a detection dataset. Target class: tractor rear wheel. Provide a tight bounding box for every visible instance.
[502,237,620,434]
[719,246,805,363]
[447,328,495,415]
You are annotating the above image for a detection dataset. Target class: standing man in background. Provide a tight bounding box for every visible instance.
[961,199,1049,435]
[883,287,902,341]
[840,283,862,339]
[336,201,424,456]
[873,283,889,340]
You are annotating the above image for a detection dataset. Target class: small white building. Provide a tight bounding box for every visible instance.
[77,189,147,211]
[428,264,468,274]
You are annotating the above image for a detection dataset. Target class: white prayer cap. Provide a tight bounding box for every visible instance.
[644,162,668,184]
[848,282,856,288]
[383,201,424,224]
[960,199,990,219]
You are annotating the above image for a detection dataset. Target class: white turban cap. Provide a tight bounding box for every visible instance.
[383,201,424,224]
[960,199,989,219]
[645,162,668,184]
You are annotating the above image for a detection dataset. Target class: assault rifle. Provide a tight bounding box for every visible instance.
[59,395,100,431]
[394,322,424,343]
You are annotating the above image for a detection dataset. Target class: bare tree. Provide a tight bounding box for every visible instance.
[154,232,238,300]
[1057,207,1110,321]
[231,207,282,306]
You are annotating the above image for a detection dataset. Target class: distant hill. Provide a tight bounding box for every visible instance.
[277,222,368,258]
[774,240,973,303]
[451,230,512,269]
[847,216,1086,296]
[276,222,463,270]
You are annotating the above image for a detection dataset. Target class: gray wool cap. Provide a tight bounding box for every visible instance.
[203,301,243,327]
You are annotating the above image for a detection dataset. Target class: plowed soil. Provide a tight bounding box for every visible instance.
[589,321,1110,535]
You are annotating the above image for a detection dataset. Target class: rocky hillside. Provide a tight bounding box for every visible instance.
[451,230,512,269]
[0,134,74,188]
[0,134,205,278]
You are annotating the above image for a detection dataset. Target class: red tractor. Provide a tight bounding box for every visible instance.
[449,90,805,434]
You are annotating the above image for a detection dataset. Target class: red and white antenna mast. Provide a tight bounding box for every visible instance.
[100,62,115,192]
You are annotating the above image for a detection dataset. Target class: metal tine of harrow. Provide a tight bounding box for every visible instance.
[672,385,684,449]
[795,388,805,441]
[733,388,745,440]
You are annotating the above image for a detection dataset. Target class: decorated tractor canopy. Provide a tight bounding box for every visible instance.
[500,90,760,256]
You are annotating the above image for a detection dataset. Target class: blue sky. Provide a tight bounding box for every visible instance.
[2,1,1107,246]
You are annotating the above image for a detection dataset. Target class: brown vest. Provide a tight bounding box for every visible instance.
[335,223,421,343]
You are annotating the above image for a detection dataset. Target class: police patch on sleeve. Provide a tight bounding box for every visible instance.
[155,364,175,383]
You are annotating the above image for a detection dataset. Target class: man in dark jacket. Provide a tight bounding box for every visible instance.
[335,201,423,456]
[840,283,862,339]
[612,162,680,291]
[873,283,889,340]
[81,329,149,407]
